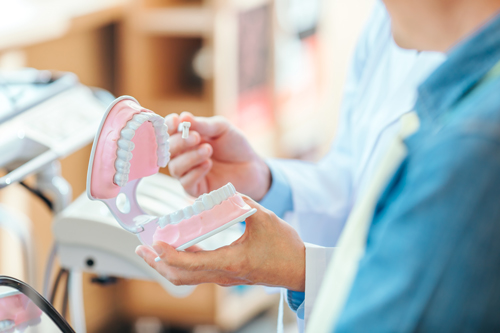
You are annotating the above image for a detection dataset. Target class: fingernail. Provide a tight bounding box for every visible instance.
[153,243,163,256]
[135,246,144,258]
[154,257,161,262]
[198,146,209,156]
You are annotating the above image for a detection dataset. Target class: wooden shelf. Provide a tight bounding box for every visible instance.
[140,0,204,8]
[147,35,205,97]
[143,96,212,117]
[136,7,213,37]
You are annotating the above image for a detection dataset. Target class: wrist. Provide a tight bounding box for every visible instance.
[288,242,306,292]
[250,158,271,201]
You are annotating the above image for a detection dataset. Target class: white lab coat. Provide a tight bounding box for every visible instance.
[267,1,445,328]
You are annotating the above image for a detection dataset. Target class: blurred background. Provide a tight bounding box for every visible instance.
[0,0,374,332]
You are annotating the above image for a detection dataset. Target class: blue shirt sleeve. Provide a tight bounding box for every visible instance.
[287,290,305,317]
[258,162,294,219]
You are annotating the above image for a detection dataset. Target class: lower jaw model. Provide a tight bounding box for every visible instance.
[86,96,256,255]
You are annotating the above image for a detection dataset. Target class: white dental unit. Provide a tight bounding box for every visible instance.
[0,69,107,287]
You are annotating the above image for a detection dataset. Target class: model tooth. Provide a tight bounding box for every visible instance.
[117,149,133,161]
[157,132,169,145]
[157,150,170,163]
[216,187,227,201]
[152,116,166,127]
[170,210,184,224]
[211,189,223,205]
[228,183,236,195]
[222,185,231,198]
[201,194,215,210]
[118,139,135,151]
[158,155,169,168]
[157,149,170,160]
[157,143,168,155]
[115,159,131,172]
[193,200,205,214]
[133,113,150,123]
[120,128,135,140]
[158,215,171,228]
[126,101,142,111]
[183,206,195,219]
[126,120,142,130]
[114,173,128,186]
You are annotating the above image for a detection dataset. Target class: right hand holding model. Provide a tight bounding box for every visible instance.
[165,112,271,200]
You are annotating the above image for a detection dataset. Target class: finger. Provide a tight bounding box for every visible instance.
[178,112,230,139]
[136,245,219,285]
[239,195,274,230]
[165,113,180,135]
[169,131,202,157]
[240,195,269,216]
[136,245,161,269]
[168,143,213,178]
[184,245,204,252]
[156,264,246,286]
[179,160,212,195]
[152,240,229,272]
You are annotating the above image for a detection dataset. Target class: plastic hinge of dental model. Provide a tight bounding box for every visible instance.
[157,183,237,228]
[114,112,170,187]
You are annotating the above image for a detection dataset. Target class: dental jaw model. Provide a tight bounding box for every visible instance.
[87,96,256,256]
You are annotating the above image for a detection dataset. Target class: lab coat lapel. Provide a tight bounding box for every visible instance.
[306,112,420,333]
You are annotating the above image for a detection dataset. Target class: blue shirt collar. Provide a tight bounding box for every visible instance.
[416,11,500,123]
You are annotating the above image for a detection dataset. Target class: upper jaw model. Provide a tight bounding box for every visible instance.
[87,96,256,251]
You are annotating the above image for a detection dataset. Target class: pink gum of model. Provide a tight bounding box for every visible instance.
[153,194,251,248]
[90,99,159,200]
[0,294,42,327]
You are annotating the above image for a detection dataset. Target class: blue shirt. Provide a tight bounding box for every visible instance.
[334,13,500,332]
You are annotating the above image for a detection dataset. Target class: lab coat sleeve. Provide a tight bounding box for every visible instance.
[259,163,294,219]
[286,244,335,326]
[265,1,389,248]
[262,2,391,329]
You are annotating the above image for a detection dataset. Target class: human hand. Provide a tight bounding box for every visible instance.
[135,196,306,292]
[165,112,271,201]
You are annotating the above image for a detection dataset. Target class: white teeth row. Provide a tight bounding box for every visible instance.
[157,183,237,228]
[114,112,170,187]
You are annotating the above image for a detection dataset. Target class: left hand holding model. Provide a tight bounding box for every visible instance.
[135,196,306,292]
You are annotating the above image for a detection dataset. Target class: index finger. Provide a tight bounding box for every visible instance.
[153,241,233,272]
[165,113,180,135]
[178,112,230,140]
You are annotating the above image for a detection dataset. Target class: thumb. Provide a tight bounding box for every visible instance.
[179,112,230,139]
[240,195,270,226]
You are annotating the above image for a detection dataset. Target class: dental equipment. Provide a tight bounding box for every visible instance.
[0,69,115,333]
[178,121,191,139]
[0,276,75,332]
[87,96,257,259]
[0,69,109,287]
